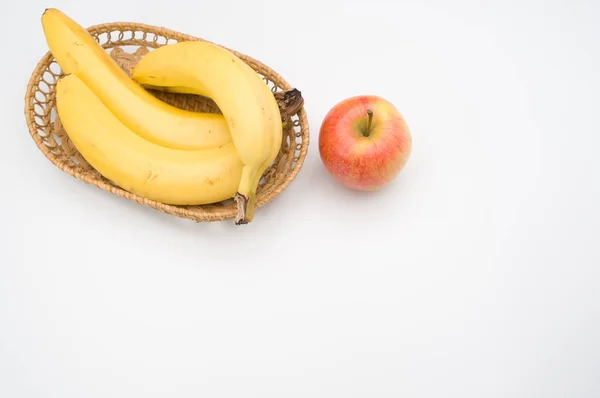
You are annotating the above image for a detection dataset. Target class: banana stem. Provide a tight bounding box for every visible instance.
[274,89,304,121]
[234,193,248,224]
[234,166,261,225]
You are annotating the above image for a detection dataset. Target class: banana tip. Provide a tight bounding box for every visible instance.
[234,193,248,225]
[234,193,255,225]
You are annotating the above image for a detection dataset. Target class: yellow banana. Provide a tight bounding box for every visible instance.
[137,65,283,222]
[42,8,231,150]
[132,41,283,224]
[56,74,243,205]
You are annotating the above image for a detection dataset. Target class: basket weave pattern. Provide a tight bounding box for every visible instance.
[25,22,309,222]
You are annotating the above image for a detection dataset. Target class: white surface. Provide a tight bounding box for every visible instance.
[1,0,599,396]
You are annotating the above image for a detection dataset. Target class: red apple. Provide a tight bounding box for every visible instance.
[318,95,412,191]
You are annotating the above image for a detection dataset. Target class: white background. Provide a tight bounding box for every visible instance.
[1,0,599,396]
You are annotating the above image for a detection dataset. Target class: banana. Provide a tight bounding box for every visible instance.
[137,63,284,222]
[55,74,243,205]
[132,41,283,224]
[42,8,232,150]
[244,71,284,221]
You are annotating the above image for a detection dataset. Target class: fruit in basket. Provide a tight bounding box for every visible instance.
[319,96,412,191]
[131,41,284,224]
[141,72,286,222]
[56,75,244,205]
[41,8,231,150]
[132,49,304,223]
[42,8,304,224]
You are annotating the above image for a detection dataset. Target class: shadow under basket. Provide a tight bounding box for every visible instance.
[24,22,310,223]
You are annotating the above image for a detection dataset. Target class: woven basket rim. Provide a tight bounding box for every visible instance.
[24,21,310,223]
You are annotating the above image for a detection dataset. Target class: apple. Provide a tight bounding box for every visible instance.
[318,95,412,191]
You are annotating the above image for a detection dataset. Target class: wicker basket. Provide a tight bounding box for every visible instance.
[24,22,309,223]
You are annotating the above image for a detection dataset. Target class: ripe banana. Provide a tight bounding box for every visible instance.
[42,8,231,150]
[132,41,283,224]
[56,74,243,205]
[135,58,284,222]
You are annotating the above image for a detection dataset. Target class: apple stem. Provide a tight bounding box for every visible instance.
[365,109,374,138]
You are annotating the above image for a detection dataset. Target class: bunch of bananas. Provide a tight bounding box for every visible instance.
[41,9,302,224]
